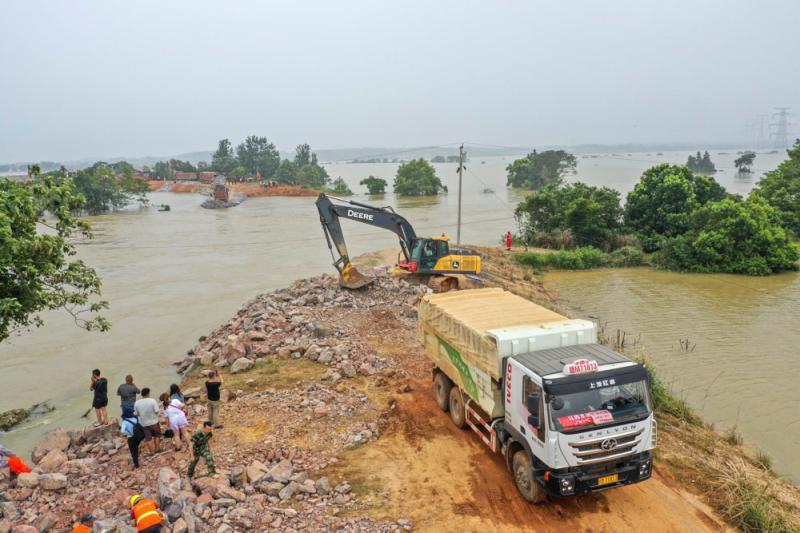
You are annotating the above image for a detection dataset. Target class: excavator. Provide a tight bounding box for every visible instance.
[315,193,481,291]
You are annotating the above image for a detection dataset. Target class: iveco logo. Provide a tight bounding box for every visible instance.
[347,209,374,221]
[601,438,618,450]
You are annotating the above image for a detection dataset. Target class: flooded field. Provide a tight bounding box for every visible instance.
[544,268,800,482]
[1,150,794,478]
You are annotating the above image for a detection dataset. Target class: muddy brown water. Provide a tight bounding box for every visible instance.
[0,150,793,477]
[544,268,800,483]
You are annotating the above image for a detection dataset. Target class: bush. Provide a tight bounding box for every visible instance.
[330,177,352,195]
[506,150,576,189]
[624,164,728,252]
[608,246,646,267]
[751,139,800,237]
[526,230,575,250]
[359,176,387,195]
[514,247,608,270]
[515,182,623,250]
[655,196,799,275]
[636,357,700,425]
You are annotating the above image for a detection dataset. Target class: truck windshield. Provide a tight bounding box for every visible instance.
[549,380,651,432]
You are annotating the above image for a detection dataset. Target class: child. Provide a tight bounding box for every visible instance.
[187,422,216,478]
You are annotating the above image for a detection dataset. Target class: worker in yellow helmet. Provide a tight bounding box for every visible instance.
[129,494,165,532]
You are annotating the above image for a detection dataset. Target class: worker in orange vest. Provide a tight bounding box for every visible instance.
[129,494,165,532]
[71,514,94,533]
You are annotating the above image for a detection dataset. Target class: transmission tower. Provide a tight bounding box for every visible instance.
[770,107,792,149]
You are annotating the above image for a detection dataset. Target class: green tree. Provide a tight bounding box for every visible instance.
[506,150,577,189]
[330,177,353,195]
[624,164,727,251]
[393,158,446,196]
[515,183,623,250]
[275,160,299,184]
[360,176,387,194]
[751,140,800,236]
[211,139,236,175]
[235,135,280,179]
[687,151,716,174]
[295,164,329,189]
[295,143,311,167]
[430,155,446,163]
[0,167,109,342]
[152,161,171,180]
[656,196,799,275]
[72,163,149,215]
[110,161,134,177]
[169,159,195,172]
[734,151,756,173]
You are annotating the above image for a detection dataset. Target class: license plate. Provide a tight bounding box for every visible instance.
[597,474,619,486]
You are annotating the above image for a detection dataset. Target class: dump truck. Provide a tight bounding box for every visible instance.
[419,288,656,502]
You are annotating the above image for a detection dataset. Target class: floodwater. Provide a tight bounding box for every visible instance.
[544,268,800,482]
[0,149,793,474]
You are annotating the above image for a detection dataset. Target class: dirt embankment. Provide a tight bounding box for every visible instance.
[147,181,318,197]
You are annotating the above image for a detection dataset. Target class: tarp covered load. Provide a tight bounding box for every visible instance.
[418,287,567,380]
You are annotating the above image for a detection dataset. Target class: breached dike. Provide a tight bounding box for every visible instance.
[201,193,245,209]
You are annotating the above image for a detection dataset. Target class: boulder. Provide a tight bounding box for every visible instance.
[15,472,39,488]
[37,449,68,473]
[315,476,332,495]
[340,362,357,378]
[216,485,245,502]
[33,511,58,532]
[278,481,300,501]
[172,517,188,533]
[31,428,70,463]
[183,387,203,399]
[38,473,67,491]
[267,459,293,483]
[0,502,19,521]
[230,357,254,374]
[246,460,269,484]
[229,465,248,488]
[157,467,182,509]
[0,409,29,432]
[9,525,37,533]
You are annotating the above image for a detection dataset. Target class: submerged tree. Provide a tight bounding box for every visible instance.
[751,140,800,237]
[393,159,446,196]
[0,166,109,342]
[734,151,756,173]
[360,176,387,194]
[506,150,577,189]
[686,151,716,174]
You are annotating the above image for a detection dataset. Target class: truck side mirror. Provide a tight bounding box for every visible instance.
[527,394,540,427]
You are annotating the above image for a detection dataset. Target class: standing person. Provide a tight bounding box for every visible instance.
[134,388,162,454]
[120,405,144,468]
[90,369,109,425]
[72,515,94,533]
[506,230,512,251]
[129,494,165,532]
[161,393,190,451]
[205,370,224,429]
[187,421,216,478]
[117,375,140,413]
[169,384,185,403]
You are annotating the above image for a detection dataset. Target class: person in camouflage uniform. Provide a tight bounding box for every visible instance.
[188,421,216,478]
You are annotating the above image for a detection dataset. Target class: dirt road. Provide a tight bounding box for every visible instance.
[321,291,730,533]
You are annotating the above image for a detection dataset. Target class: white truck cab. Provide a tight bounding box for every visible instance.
[501,344,655,501]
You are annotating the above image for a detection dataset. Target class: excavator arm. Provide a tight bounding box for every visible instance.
[316,193,417,288]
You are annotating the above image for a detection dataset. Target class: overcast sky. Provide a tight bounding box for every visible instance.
[2,0,798,162]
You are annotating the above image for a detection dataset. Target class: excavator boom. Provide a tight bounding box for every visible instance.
[316,193,417,288]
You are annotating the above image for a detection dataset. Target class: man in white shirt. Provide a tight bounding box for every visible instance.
[134,388,162,454]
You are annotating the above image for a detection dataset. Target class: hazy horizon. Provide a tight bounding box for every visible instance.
[2,0,798,162]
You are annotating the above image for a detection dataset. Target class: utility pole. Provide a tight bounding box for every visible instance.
[770,107,792,150]
[456,143,465,245]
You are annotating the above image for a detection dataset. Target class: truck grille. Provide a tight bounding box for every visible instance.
[568,428,644,465]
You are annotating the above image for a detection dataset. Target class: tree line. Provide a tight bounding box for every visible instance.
[514,140,800,276]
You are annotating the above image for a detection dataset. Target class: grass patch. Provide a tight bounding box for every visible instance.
[514,245,647,272]
[724,425,744,446]
[754,450,773,471]
[183,357,328,393]
[713,459,795,533]
[635,356,701,426]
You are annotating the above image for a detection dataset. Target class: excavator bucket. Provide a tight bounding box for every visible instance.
[339,263,373,289]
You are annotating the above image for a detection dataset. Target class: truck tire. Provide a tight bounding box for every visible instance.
[433,372,452,412]
[448,387,466,429]
[512,450,546,504]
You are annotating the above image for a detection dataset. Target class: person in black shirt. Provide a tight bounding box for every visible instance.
[90,368,109,425]
[205,370,224,429]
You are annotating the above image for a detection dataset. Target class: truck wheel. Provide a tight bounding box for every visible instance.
[448,387,466,429]
[512,450,546,504]
[433,372,452,412]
